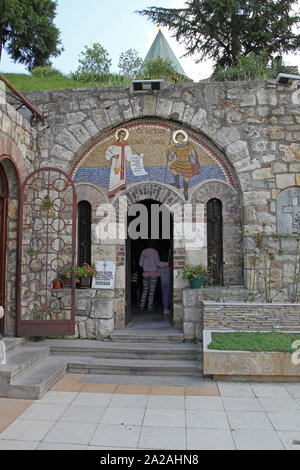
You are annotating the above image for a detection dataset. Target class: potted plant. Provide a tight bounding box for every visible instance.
[75,263,97,288]
[177,264,210,289]
[52,279,63,289]
[61,266,73,287]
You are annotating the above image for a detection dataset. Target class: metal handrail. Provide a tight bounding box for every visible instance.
[0,73,45,124]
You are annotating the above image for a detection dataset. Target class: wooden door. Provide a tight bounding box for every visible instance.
[207,198,223,285]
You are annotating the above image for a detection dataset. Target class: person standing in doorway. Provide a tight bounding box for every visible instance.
[139,241,165,313]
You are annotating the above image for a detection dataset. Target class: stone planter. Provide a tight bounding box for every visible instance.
[203,330,300,382]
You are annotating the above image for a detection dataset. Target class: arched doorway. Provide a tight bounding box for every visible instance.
[126,199,174,325]
[0,163,8,335]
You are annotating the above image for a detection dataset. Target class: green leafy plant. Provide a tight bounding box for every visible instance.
[177,264,210,281]
[42,197,52,212]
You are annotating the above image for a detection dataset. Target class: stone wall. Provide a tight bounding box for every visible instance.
[203,301,300,331]
[0,103,39,336]
[2,78,300,335]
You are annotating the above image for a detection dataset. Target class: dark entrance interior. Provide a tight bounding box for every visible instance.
[126,199,173,324]
[207,198,223,285]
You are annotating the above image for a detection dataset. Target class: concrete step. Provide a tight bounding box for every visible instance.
[5,357,67,400]
[110,328,185,343]
[3,337,26,354]
[67,356,202,377]
[0,344,50,385]
[46,339,201,361]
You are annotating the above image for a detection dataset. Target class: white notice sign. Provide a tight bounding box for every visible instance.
[92,261,116,289]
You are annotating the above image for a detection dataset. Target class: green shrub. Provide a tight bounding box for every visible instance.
[31,66,64,78]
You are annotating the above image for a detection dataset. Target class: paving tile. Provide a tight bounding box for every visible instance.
[0,419,54,442]
[88,445,137,450]
[115,385,151,395]
[59,405,106,424]
[51,382,84,392]
[149,386,185,396]
[185,383,220,397]
[81,383,118,394]
[109,394,148,409]
[138,426,186,450]
[0,399,33,420]
[222,397,264,412]
[90,424,141,448]
[226,411,274,430]
[283,384,300,398]
[60,374,83,383]
[43,421,97,445]
[71,392,113,407]
[147,395,185,410]
[258,397,300,413]
[186,410,229,429]
[267,412,300,431]
[0,418,15,433]
[101,407,145,426]
[277,431,300,450]
[232,429,285,450]
[250,383,292,398]
[18,403,68,421]
[187,428,236,450]
[0,440,39,450]
[143,409,185,428]
[38,391,78,405]
[217,382,255,398]
[37,442,88,450]
[185,396,224,411]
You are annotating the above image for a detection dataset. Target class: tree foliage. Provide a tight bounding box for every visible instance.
[137,56,191,83]
[137,0,300,68]
[72,43,112,82]
[211,53,299,82]
[118,49,143,79]
[0,0,63,69]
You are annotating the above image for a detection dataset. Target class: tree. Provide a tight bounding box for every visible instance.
[118,49,142,79]
[211,52,299,82]
[137,0,300,68]
[73,43,111,81]
[0,0,63,69]
[137,56,191,83]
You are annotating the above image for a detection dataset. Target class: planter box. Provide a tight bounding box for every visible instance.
[203,330,300,382]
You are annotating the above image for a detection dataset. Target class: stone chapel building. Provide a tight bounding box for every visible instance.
[0,34,300,341]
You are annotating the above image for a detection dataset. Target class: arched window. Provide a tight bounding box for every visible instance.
[207,198,223,285]
[78,201,91,267]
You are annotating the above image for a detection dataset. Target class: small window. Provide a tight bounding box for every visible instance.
[78,201,91,266]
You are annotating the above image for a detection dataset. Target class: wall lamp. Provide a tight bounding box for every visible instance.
[276,73,300,85]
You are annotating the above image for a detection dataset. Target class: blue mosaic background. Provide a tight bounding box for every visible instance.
[73,165,226,188]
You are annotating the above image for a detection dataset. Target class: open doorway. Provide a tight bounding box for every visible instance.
[126,199,173,324]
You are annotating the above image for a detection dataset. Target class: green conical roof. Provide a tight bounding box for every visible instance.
[144,30,187,77]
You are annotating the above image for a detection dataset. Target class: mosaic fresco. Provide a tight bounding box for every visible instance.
[71,121,234,201]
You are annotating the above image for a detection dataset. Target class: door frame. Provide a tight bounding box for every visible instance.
[0,163,8,335]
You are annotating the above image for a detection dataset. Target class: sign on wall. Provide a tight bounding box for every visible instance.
[92,261,116,289]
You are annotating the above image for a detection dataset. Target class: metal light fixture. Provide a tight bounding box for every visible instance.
[131,79,164,92]
[276,73,300,84]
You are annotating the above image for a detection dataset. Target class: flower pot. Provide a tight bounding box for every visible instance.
[53,280,62,289]
[79,276,91,289]
[61,274,71,288]
[189,277,205,289]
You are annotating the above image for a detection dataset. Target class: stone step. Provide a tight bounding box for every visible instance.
[0,344,51,384]
[110,328,185,343]
[67,356,202,377]
[7,357,67,400]
[46,339,201,361]
[3,337,26,354]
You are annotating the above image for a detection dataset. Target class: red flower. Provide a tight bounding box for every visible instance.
[212,249,216,252]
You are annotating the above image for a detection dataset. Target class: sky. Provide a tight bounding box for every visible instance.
[1,0,300,82]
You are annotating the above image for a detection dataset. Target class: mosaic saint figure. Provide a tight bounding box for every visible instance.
[167,130,200,201]
[105,128,133,197]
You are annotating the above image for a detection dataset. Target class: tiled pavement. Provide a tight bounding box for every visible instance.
[1,376,300,450]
